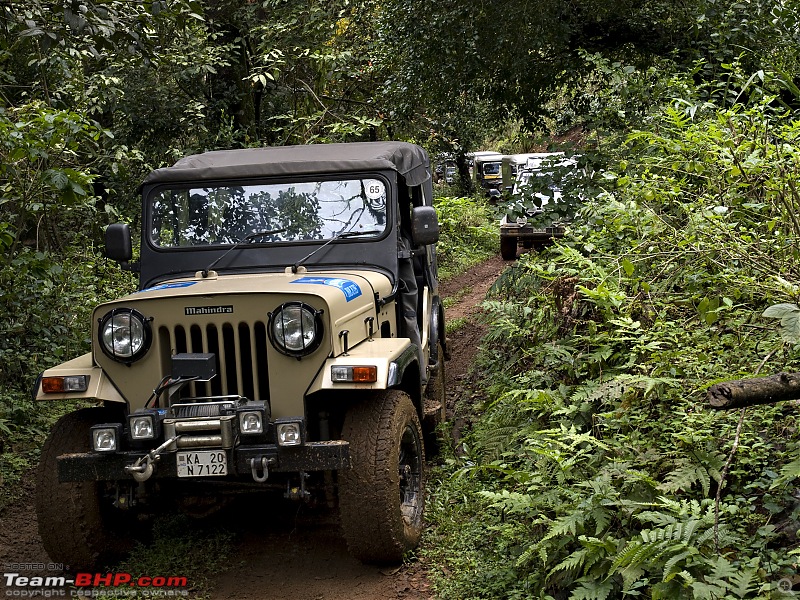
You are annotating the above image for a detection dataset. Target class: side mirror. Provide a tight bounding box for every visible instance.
[105,223,132,263]
[411,206,439,246]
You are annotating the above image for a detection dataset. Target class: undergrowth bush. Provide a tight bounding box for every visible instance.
[426,91,800,598]
[434,196,498,279]
[0,239,136,505]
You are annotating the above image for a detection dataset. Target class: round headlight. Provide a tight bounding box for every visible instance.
[268,302,323,358]
[98,308,151,363]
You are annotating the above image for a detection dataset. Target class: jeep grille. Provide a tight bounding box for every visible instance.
[159,321,270,402]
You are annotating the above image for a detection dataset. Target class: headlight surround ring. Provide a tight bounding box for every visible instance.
[268,302,324,358]
[98,308,152,364]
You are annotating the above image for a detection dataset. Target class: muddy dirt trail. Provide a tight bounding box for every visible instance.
[0,255,509,600]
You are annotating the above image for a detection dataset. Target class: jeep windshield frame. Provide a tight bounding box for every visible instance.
[140,172,397,289]
[136,142,432,290]
[149,177,389,249]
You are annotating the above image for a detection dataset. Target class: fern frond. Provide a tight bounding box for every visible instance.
[662,548,699,582]
[515,542,541,569]
[772,455,800,488]
[548,548,590,578]
[648,540,691,570]
[543,509,586,541]
[708,556,738,581]
[636,509,680,527]
[694,522,724,549]
[478,489,535,515]
[610,539,654,573]
[571,373,679,407]
[475,424,521,460]
[681,518,702,544]
[727,566,758,598]
[590,506,613,535]
[688,581,727,600]
[569,580,614,600]
[659,460,712,497]
[577,535,618,576]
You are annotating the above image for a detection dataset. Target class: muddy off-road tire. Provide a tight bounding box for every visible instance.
[339,390,425,563]
[35,407,139,571]
[500,235,517,260]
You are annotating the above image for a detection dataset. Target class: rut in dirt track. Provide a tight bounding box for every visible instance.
[0,255,510,600]
[210,256,508,600]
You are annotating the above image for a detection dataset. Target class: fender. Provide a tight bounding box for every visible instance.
[34,353,126,404]
[307,338,418,393]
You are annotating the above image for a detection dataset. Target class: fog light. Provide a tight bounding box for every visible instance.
[331,365,378,383]
[127,410,161,442]
[276,420,304,447]
[129,415,155,440]
[91,424,121,452]
[41,375,89,394]
[239,411,264,434]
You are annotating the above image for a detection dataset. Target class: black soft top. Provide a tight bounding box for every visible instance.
[142,141,431,188]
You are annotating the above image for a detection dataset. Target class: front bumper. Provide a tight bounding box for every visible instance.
[57,441,350,482]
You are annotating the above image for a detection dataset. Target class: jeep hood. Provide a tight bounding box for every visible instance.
[109,270,391,309]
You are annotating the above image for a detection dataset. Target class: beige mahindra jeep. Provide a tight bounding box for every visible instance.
[33,142,447,568]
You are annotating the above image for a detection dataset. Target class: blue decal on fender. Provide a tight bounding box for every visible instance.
[139,281,198,292]
[291,277,362,302]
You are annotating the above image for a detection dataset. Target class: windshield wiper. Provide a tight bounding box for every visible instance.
[291,230,380,274]
[201,229,287,278]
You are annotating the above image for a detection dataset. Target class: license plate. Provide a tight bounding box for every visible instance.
[176,450,228,478]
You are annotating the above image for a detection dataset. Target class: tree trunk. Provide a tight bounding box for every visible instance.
[204,0,257,139]
[707,372,800,409]
[455,152,473,196]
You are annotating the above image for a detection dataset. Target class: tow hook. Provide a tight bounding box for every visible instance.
[125,436,179,483]
[250,456,273,482]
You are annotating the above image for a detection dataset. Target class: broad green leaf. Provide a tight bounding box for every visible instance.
[762,303,799,319]
[622,258,634,276]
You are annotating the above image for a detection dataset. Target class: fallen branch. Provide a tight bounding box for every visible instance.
[707,371,800,409]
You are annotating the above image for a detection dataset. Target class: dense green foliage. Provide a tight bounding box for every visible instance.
[425,69,800,598]
[434,196,498,280]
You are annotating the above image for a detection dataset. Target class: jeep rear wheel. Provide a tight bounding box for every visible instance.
[35,407,139,571]
[339,390,425,563]
[500,235,517,260]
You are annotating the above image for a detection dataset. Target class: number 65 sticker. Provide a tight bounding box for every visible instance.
[364,179,385,201]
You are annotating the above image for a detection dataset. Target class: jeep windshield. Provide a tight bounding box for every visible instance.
[150,178,388,248]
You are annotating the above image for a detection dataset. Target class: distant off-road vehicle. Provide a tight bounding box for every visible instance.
[499,153,578,260]
[33,142,447,569]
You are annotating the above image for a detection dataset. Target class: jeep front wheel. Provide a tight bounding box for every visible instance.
[339,390,425,563]
[35,407,138,571]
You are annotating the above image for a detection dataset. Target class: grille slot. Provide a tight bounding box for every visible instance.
[160,321,270,402]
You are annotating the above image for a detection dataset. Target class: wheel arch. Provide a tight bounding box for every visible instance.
[431,295,448,361]
[395,358,423,420]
